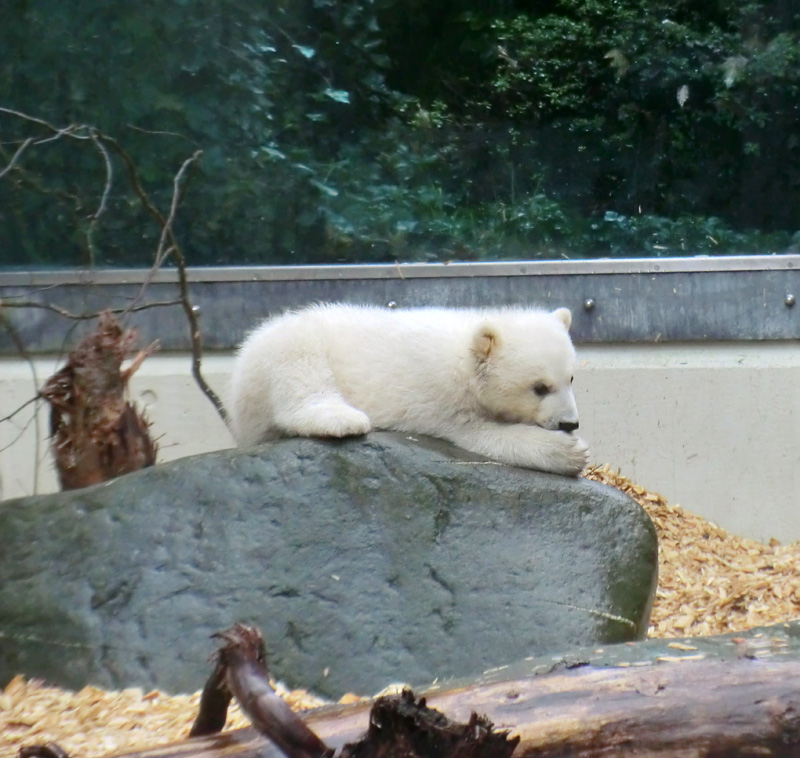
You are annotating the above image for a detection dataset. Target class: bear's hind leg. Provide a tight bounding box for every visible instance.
[260,321,372,439]
[273,393,372,438]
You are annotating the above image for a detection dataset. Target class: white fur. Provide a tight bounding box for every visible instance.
[227,304,589,476]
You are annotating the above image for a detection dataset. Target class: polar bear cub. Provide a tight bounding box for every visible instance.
[228,303,589,476]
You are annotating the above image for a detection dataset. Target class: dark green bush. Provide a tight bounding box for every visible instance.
[0,0,797,266]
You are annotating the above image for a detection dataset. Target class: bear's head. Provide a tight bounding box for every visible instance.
[471,307,580,432]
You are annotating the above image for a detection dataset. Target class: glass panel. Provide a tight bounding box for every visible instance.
[1,1,798,268]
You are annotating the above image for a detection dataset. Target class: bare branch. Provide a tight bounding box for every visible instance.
[0,137,34,179]
[32,124,90,145]
[0,298,184,320]
[0,107,90,141]
[0,405,42,454]
[0,307,43,490]
[95,133,167,221]
[131,149,229,421]
[125,123,197,143]
[0,156,84,210]
[85,129,114,265]
[134,149,203,305]
[0,394,41,426]
[172,240,228,423]
[0,112,228,432]
[92,136,227,422]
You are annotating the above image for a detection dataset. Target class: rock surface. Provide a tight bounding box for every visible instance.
[0,432,657,698]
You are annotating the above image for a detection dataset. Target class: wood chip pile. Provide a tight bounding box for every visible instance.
[586,465,800,637]
[0,676,336,758]
[2,467,799,758]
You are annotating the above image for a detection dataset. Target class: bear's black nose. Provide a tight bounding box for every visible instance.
[558,420,579,433]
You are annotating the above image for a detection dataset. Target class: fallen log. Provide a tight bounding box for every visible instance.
[19,625,800,757]
[127,655,800,756]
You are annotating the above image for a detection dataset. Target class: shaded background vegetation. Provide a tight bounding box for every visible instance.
[1,0,798,266]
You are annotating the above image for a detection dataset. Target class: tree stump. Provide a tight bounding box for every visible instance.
[40,312,157,490]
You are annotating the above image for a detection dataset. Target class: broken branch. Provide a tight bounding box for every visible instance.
[189,624,517,758]
[190,624,333,758]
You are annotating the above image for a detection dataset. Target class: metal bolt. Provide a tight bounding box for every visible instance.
[786,293,796,308]
[583,298,596,312]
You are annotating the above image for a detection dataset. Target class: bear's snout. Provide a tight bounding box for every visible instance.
[558,420,579,433]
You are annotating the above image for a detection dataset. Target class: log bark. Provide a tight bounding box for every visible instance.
[115,653,800,757]
[339,689,518,758]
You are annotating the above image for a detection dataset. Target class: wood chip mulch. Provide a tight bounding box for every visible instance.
[586,464,800,638]
[2,466,800,758]
[0,677,338,758]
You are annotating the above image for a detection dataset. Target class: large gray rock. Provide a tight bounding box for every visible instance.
[0,432,657,698]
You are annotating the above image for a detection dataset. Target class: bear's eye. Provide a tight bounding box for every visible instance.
[532,382,551,397]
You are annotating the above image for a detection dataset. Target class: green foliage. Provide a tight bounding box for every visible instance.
[0,0,797,267]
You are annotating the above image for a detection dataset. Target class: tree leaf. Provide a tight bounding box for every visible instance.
[323,88,350,104]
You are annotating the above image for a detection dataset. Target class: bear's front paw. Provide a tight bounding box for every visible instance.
[555,433,590,477]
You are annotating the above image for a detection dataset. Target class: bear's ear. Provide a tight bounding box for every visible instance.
[552,307,572,331]
[471,323,500,363]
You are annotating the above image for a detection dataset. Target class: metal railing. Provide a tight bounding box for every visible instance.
[1,255,798,352]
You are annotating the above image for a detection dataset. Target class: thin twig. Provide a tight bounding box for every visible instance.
[0,308,42,491]
[0,408,41,455]
[0,107,90,140]
[0,155,84,210]
[96,136,227,422]
[32,124,90,146]
[125,123,197,143]
[171,237,227,422]
[0,137,34,179]
[0,394,40,425]
[135,149,203,305]
[86,129,114,265]
[0,298,184,320]
[97,133,166,222]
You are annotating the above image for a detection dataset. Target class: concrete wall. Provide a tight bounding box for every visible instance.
[1,342,798,543]
[577,342,799,544]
